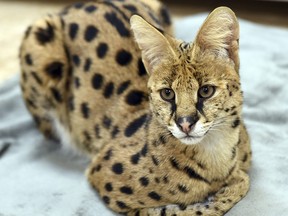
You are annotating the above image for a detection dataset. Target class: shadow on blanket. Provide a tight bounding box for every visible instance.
[0,15,288,216]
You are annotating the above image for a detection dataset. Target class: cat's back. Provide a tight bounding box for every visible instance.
[62,0,172,152]
[19,0,172,154]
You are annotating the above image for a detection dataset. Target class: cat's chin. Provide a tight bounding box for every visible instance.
[178,136,204,145]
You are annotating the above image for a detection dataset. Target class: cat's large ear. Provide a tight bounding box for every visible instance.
[130,15,176,74]
[195,7,239,70]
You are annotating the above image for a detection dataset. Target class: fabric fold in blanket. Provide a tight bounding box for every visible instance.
[0,15,288,216]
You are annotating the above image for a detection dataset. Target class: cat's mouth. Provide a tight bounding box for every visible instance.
[168,123,207,145]
[179,135,204,145]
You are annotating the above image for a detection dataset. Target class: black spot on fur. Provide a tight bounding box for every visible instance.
[151,155,159,166]
[117,80,131,95]
[91,164,101,173]
[103,82,114,98]
[112,163,123,174]
[92,73,104,89]
[124,114,147,137]
[104,12,130,37]
[94,124,102,139]
[35,21,54,44]
[103,115,112,129]
[120,186,133,195]
[123,4,138,13]
[22,71,28,82]
[148,191,161,201]
[232,118,240,128]
[103,196,110,204]
[170,157,180,170]
[25,54,33,65]
[31,86,39,94]
[85,5,97,13]
[83,131,91,143]
[116,49,132,66]
[160,7,171,25]
[139,177,149,187]
[196,211,203,215]
[184,166,210,184]
[179,204,187,210]
[105,183,113,192]
[84,58,92,72]
[153,135,167,146]
[72,54,80,67]
[26,99,37,109]
[231,147,237,160]
[178,184,189,193]
[50,87,62,103]
[111,126,120,138]
[45,61,64,79]
[81,102,90,118]
[104,149,113,160]
[242,153,248,162]
[84,25,98,42]
[125,90,145,106]
[68,96,74,111]
[197,162,206,170]
[154,177,160,184]
[74,77,80,88]
[116,201,128,209]
[69,23,79,40]
[138,59,146,76]
[163,176,169,184]
[74,2,84,9]
[97,43,108,58]
[131,152,141,164]
[31,71,43,85]
[141,143,148,156]
[161,207,167,216]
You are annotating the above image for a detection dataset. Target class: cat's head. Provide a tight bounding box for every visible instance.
[131,7,243,145]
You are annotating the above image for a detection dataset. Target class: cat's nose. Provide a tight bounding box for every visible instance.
[176,115,199,134]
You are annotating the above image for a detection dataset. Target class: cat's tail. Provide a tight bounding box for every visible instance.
[19,14,71,139]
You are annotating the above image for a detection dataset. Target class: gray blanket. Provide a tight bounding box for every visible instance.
[1,14,288,216]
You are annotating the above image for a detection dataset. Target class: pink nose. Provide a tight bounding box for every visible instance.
[179,121,193,134]
[176,115,199,134]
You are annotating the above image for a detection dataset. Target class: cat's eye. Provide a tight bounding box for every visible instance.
[160,88,175,101]
[198,85,215,99]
